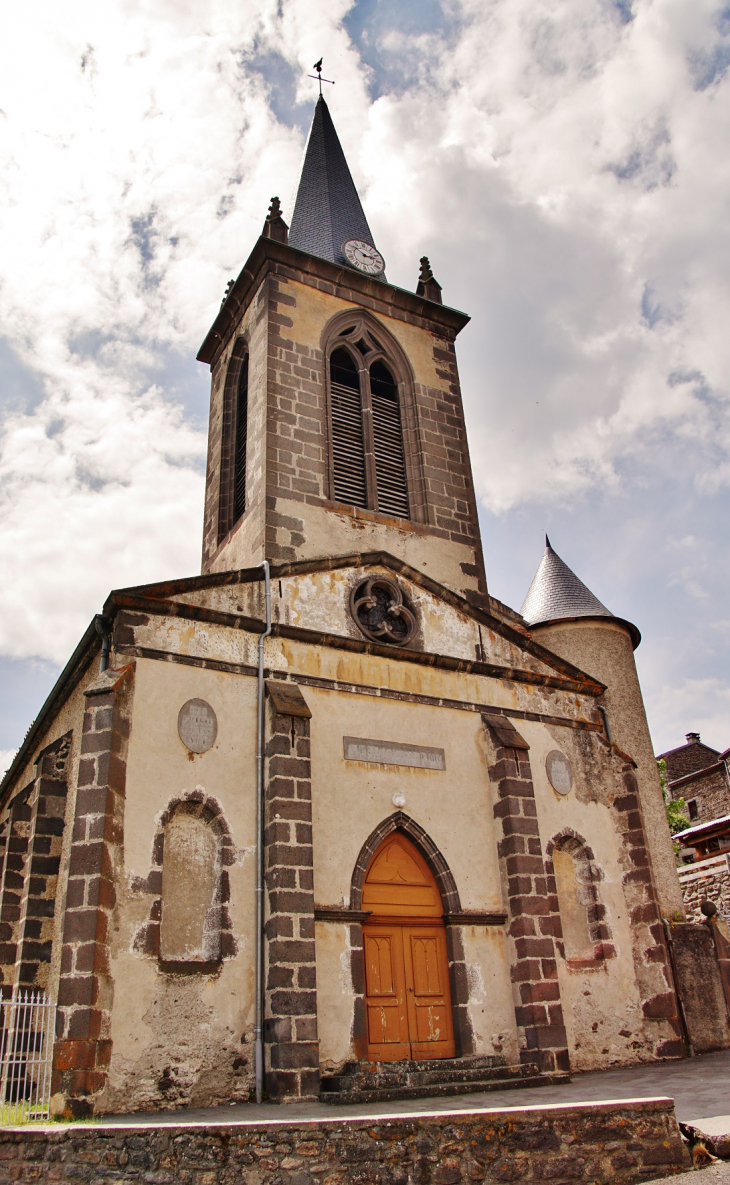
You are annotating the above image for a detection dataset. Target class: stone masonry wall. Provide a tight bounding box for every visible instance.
[15,734,72,991]
[264,703,320,1100]
[482,715,570,1075]
[678,857,730,922]
[51,664,135,1118]
[671,765,730,826]
[202,273,269,570]
[0,1099,689,1185]
[0,786,34,990]
[201,258,487,603]
[608,766,685,1059]
[262,269,485,585]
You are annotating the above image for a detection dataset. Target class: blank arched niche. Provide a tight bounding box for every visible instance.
[160,806,222,964]
[548,832,614,969]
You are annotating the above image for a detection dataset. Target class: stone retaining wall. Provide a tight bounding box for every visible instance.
[0,1098,688,1184]
[678,857,730,923]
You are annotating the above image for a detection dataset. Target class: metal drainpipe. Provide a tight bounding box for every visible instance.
[94,615,112,672]
[254,560,272,1105]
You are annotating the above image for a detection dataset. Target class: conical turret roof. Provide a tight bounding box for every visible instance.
[289,96,382,273]
[521,537,613,626]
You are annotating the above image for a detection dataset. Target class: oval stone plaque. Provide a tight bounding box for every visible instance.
[546,749,573,796]
[178,699,218,755]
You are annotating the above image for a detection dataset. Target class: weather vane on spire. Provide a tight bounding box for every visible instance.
[309,58,335,96]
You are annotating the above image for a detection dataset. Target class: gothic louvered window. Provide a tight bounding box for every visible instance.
[329,334,409,518]
[217,343,249,543]
[233,356,249,523]
[370,361,408,518]
[331,348,367,507]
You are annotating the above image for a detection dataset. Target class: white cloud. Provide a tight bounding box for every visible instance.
[0,0,728,779]
[358,0,730,512]
[647,677,730,756]
[0,751,16,776]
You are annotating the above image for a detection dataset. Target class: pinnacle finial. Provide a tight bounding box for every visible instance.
[263,195,289,244]
[416,256,443,304]
[545,534,552,549]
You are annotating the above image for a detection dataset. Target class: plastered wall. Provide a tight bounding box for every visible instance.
[103,658,259,1112]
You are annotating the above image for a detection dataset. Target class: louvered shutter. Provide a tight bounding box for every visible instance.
[331,351,367,508]
[233,357,249,522]
[371,365,409,518]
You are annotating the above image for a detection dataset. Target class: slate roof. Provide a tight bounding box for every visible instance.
[289,96,383,275]
[520,537,613,627]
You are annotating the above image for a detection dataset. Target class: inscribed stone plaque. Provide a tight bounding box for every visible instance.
[343,736,446,770]
[546,749,573,795]
[178,699,218,754]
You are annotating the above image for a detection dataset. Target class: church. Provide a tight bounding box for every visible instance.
[0,94,694,1117]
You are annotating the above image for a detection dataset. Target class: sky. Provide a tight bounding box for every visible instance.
[1,0,730,772]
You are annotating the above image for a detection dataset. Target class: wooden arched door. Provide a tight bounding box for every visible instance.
[362,832,455,1062]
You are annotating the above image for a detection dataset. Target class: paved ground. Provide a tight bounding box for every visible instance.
[651,1164,730,1185]
[98,1048,730,1127]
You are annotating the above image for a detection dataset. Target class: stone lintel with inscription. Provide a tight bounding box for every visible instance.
[343,736,446,771]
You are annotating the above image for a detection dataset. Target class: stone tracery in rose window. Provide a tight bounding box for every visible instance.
[350,576,417,645]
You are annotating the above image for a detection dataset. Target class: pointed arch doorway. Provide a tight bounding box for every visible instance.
[362,832,455,1062]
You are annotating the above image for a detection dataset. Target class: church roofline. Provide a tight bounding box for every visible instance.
[197,236,470,367]
[107,550,606,695]
[1,552,610,808]
[104,585,606,700]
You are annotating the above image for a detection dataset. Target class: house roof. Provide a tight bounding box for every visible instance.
[288,96,383,275]
[675,813,730,842]
[520,537,640,648]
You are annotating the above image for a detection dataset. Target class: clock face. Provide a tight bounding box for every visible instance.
[342,239,385,276]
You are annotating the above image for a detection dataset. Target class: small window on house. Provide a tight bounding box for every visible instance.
[688,799,698,820]
[708,837,720,852]
[233,355,249,523]
[160,810,221,963]
[328,332,409,518]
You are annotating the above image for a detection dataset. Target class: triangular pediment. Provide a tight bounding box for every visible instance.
[108,552,605,693]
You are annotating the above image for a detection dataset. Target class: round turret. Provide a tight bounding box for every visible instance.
[520,537,683,917]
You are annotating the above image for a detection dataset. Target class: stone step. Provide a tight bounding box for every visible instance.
[319,1072,569,1106]
[320,1062,535,1094]
[327,1054,506,1082]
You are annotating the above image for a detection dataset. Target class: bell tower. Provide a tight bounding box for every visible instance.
[197,96,488,605]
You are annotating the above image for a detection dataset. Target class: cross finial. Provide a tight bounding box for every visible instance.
[308,57,335,96]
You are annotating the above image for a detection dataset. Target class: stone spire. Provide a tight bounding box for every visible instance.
[288,96,382,273]
[521,536,613,627]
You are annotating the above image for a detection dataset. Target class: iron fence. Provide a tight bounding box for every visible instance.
[0,990,56,1123]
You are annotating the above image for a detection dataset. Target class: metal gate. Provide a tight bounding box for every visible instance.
[0,990,56,1123]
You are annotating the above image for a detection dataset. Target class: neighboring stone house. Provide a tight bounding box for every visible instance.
[658,734,730,920]
[660,732,730,828]
[0,95,717,1118]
